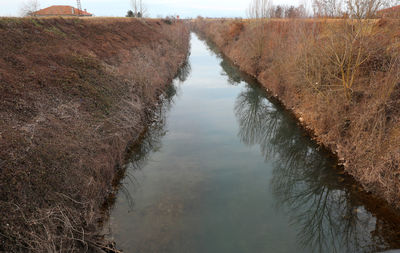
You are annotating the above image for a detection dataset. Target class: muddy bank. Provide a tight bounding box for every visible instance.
[192,19,400,209]
[0,17,189,252]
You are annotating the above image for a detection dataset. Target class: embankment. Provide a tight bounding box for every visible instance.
[0,17,189,252]
[193,19,400,208]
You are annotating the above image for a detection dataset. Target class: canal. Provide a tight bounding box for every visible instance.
[106,34,400,253]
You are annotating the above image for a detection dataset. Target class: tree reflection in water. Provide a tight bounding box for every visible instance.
[175,59,192,84]
[201,36,242,86]
[118,59,192,212]
[197,35,400,252]
[234,81,398,253]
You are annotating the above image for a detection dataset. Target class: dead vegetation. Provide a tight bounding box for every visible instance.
[193,18,400,209]
[0,17,189,252]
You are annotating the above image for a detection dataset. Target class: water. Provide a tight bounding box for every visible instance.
[106,34,400,253]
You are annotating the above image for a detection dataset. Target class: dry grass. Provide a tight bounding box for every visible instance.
[193,18,400,208]
[0,18,190,252]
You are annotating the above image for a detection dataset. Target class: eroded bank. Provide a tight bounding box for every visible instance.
[0,18,190,252]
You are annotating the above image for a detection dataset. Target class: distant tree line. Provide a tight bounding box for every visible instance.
[312,0,395,18]
[269,4,308,18]
[247,0,309,18]
[126,10,142,17]
[247,0,396,19]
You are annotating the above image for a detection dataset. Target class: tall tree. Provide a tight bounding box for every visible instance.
[247,0,273,19]
[131,0,147,17]
[313,0,344,17]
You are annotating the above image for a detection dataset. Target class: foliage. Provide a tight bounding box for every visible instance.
[126,10,134,17]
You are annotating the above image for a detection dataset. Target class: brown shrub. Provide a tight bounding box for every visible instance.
[226,21,244,41]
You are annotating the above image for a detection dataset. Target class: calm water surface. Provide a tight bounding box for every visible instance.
[107,34,400,253]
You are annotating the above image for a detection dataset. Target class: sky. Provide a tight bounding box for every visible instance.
[0,0,303,18]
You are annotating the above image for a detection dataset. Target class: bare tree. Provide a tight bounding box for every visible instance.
[285,5,297,18]
[131,0,148,17]
[346,0,393,19]
[246,0,274,61]
[313,0,344,17]
[312,0,393,18]
[299,0,313,17]
[246,0,273,19]
[20,0,40,17]
[296,4,308,18]
[274,5,283,18]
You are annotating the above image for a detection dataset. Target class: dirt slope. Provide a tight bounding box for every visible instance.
[0,17,189,252]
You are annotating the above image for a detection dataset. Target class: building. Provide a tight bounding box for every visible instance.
[377,5,400,18]
[32,5,93,17]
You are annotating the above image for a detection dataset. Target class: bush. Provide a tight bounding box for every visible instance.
[126,10,134,17]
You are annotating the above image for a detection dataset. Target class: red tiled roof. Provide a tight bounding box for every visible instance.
[33,5,92,16]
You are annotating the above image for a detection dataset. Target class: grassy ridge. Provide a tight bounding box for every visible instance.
[0,18,189,252]
[193,18,400,208]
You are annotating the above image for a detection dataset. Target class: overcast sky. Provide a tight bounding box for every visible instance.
[0,0,303,18]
